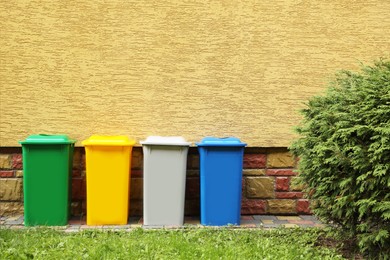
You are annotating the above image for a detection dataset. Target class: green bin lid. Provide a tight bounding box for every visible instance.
[19,134,76,145]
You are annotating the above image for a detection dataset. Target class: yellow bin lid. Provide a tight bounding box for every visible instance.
[82,135,136,146]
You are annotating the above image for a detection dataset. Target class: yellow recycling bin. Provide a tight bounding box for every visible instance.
[82,135,135,225]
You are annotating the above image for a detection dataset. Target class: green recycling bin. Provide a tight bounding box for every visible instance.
[19,134,75,226]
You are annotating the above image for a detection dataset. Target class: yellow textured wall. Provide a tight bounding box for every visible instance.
[1,1,389,147]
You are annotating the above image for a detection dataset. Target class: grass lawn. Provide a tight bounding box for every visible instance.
[0,227,343,259]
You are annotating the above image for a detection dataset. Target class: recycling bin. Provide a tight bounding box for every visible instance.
[197,137,246,226]
[19,134,75,226]
[141,136,190,226]
[82,135,135,225]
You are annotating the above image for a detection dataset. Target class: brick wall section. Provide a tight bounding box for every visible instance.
[241,148,310,215]
[0,152,24,216]
[0,147,310,217]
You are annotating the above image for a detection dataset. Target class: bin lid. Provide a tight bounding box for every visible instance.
[140,136,190,146]
[19,134,76,145]
[196,137,247,147]
[82,135,136,146]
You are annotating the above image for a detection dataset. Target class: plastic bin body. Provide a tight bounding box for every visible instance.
[141,136,190,226]
[20,134,75,226]
[82,136,135,225]
[197,137,246,226]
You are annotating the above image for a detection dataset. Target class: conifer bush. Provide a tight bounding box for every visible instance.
[291,60,390,259]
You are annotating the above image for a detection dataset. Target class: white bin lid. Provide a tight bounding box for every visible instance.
[140,136,190,146]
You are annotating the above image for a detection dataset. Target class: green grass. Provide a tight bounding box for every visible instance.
[0,227,343,259]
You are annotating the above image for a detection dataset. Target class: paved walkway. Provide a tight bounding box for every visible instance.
[1,215,324,231]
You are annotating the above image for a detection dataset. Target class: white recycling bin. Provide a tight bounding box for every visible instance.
[141,136,190,226]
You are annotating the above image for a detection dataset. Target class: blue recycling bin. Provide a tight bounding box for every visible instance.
[197,137,246,226]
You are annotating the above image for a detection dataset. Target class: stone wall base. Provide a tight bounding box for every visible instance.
[0,147,310,217]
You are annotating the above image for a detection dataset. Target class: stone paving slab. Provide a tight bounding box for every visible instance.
[102,225,131,230]
[297,224,320,228]
[0,215,325,231]
[282,224,299,228]
[253,215,278,221]
[288,220,316,225]
[129,224,142,228]
[3,215,24,225]
[240,223,257,228]
[273,220,289,224]
[68,219,85,225]
[260,224,280,228]
[66,225,81,230]
[184,219,201,225]
[240,219,260,224]
[300,215,320,221]
[277,216,302,221]
[240,215,255,221]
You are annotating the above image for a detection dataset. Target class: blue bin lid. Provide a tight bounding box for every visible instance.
[19,134,76,145]
[196,137,247,147]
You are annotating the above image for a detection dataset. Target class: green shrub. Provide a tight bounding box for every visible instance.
[290,60,390,259]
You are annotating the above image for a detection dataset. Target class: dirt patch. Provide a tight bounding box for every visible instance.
[316,235,364,259]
